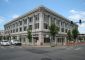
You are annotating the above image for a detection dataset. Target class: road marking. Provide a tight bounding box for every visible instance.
[74,48,81,50]
[0,46,5,49]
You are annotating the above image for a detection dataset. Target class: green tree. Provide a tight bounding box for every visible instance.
[72,28,79,42]
[49,23,59,46]
[27,28,32,42]
[67,30,72,42]
[0,36,3,40]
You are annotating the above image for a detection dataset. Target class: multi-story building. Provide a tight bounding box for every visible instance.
[4,6,78,46]
[0,30,5,36]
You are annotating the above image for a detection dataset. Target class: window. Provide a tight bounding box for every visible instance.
[65,29,68,33]
[19,21,22,25]
[35,23,39,29]
[19,27,22,32]
[44,23,48,29]
[34,14,39,21]
[13,29,15,33]
[29,17,33,22]
[44,14,49,22]
[16,28,18,32]
[61,28,64,32]
[29,25,32,30]
[23,19,27,24]
[24,26,27,31]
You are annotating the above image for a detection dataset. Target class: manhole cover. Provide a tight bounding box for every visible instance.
[41,58,52,60]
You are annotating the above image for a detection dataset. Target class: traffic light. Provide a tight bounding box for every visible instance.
[79,19,82,24]
[71,21,73,24]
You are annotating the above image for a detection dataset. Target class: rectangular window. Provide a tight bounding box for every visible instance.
[29,17,33,22]
[34,14,39,21]
[35,23,39,29]
[16,28,18,32]
[61,28,64,32]
[44,23,48,29]
[23,19,27,24]
[19,21,22,25]
[29,25,32,30]
[20,27,22,32]
[24,26,27,31]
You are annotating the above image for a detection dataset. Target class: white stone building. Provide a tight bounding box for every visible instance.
[0,30,5,36]
[4,6,78,46]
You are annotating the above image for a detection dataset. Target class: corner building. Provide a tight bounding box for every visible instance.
[4,6,78,46]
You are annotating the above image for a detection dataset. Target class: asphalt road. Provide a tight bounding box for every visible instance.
[0,45,85,60]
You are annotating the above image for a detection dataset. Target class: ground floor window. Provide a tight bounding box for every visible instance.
[44,37,50,43]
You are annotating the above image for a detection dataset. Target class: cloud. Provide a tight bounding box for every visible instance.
[12,14,19,19]
[68,10,85,33]
[69,10,85,21]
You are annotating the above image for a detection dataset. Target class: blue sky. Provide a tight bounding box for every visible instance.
[0,0,85,33]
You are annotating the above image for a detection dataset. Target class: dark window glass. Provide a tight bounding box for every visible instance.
[24,26,27,31]
[44,23,48,29]
[61,28,64,32]
[20,27,22,32]
[16,28,18,32]
[35,23,39,29]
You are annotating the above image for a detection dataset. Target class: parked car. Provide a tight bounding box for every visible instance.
[11,40,21,46]
[0,40,11,46]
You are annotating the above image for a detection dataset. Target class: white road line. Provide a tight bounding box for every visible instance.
[74,48,81,50]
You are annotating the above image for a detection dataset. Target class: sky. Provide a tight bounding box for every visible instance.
[0,0,85,33]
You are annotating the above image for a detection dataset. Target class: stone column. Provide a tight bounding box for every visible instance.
[38,32,44,45]
[32,16,35,45]
[59,21,61,33]
[38,12,44,45]
[39,12,44,31]
[22,20,24,32]
[49,16,51,26]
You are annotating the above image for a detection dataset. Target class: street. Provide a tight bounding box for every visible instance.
[0,45,85,60]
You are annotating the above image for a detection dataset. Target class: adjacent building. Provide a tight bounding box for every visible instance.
[4,6,78,46]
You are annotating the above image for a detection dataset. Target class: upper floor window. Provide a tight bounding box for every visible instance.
[61,28,64,32]
[34,14,39,21]
[29,25,32,30]
[19,21,22,26]
[16,28,18,32]
[29,17,33,22]
[44,14,49,22]
[35,23,39,29]
[44,23,48,29]
[23,19,27,24]
[19,27,22,32]
[24,26,27,31]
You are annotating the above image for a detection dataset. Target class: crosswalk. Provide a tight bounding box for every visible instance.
[0,46,23,49]
[66,46,82,51]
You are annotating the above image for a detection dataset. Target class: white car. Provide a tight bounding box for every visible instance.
[11,40,21,46]
[0,40,11,46]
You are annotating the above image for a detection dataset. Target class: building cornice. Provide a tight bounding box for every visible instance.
[4,5,78,26]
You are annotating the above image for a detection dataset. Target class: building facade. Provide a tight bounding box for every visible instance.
[0,30,5,36]
[4,6,78,46]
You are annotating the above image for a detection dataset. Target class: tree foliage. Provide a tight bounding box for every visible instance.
[27,28,32,42]
[72,28,79,40]
[67,30,72,41]
[49,23,59,40]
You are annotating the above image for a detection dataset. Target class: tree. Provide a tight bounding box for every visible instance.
[27,28,32,42]
[67,30,72,42]
[49,23,59,46]
[0,36,3,41]
[72,28,79,42]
